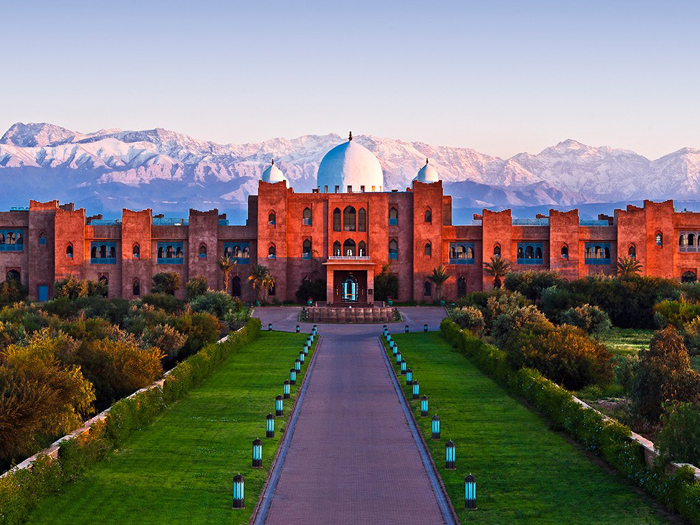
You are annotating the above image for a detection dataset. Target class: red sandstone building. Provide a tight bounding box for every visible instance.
[2,135,700,303]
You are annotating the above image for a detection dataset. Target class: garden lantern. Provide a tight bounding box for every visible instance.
[396,351,402,364]
[283,380,290,399]
[294,359,301,372]
[406,368,413,385]
[392,345,398,356]
[424,323,428,332]
[252,439,262,468]
[290,368,296,385]
[387,334,392,343]
[232,474,245,508]
[303,344,309,355]
[432,415,441,439]
[412,380,420,399]
[266,414,275,438]
[465,474,476,509]
[383,324,387,331]
[268,323,272,331]
[296,325,300,333]
[405,324,409,333]
[421,395,429,417]
[389,340,395,349]
[313,324,317,331]
[275,395,283,416]
[299,351,305,364]
[400,359,407,374]
[445,440,456,469]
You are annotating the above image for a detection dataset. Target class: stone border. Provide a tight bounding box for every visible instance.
[379,337,459,525]
[250,334,323,525]
[0,331,236,479]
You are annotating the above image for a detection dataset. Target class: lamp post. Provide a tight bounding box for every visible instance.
[412,380,420,399]
[232,474,245,508]
[252,439,262,468]
[289,368,296,385]
[465,474,477,509]
[266,414,275,438]
[389,340,395,350]
[299,351,305,364]
[432,415,441,439]
[268,323,272,331]
[283,380,290,399]
[400,359,407,374]
[294,358,301,372]
[303,343,309,355]
[445,440,456,469]
[396,351,402,365]
[405,324,409,333]
[275,395,283,417]
[296,325,300,333]
[421,395,429,417]
[406,368,413,385]
[424,323,428,333]
[393,345,398,356]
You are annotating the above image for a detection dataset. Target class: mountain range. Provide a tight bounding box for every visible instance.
[1,122,699,222]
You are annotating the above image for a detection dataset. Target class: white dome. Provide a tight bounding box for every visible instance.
[414,158,439,183]
[262,160,288,184]
[317,133,384,192]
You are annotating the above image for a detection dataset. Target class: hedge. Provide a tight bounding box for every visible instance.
[0,318,261,525]
[440,318,700,524]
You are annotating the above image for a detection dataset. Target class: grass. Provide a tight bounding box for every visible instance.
[600,327,655,357]
[26,331,315,525]
[386,332,673,525]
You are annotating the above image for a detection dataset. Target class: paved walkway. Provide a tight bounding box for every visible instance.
[254,308,449,524]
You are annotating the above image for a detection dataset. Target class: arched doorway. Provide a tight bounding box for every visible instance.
[682,270,697,283]
[341,274,359,303]
[457,276,467,298]
[6,270,20,283]
[232,276,242,297]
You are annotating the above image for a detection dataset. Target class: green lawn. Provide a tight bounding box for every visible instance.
[27,331,315,525]
[387,333,672,525]
[600,327,655,357]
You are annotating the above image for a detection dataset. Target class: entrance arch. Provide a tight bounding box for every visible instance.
[341,274,359,303]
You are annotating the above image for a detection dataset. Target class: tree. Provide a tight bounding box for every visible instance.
[616,256,642,278]
[631,326,700,423]
[483,257,511,289]
[428,265,450,301]
[217,256,237,294]
[656,402,700,466]
[262,272,277,302]
[375,262,399,301]
[151,272,181,296]
[248,265,271,303]
[186,276,208,300]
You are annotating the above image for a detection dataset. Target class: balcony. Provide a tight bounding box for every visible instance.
[328,255,371,261]
[157,257,184,265]
[0,244,23,252]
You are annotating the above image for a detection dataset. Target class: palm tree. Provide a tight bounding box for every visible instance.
[616,256,642,278]
[262,272,277,302]
[428,265,450,300]
[248,264,271,303]
[483,257,511,289]
[217,256,237,293]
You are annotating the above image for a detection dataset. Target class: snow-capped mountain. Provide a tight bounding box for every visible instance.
[0,122,698,219]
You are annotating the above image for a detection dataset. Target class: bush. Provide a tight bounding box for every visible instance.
[683,317,700,356]
[654,299,700,329]
[539,285,575,322]
[223,308,248,332]
[483,291,530,330]
[613,355,639,395]
[189,291,239,319]
[451,306,485,336]
[560,304,612,337]
[375,263,398,301]
[0,279,27,307]
[631,327,700,423]
[491,304,553,348]
[173,312,221,356]
[151,272,181,296]
[54,276,107,300]
[185,277,208,301]
[142,293,183,314]
[657,402,700,467]
[295,278,327,304]
[142,324,187,362]
[504,270,567,302]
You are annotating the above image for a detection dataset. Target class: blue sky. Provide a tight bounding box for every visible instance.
[1,0,698,158]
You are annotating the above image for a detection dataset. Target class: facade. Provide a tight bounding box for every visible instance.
[3,136,700,303]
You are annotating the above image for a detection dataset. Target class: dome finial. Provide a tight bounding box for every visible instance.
[348,131,353,141]
[426,158,429,165]
[271,158,274,165]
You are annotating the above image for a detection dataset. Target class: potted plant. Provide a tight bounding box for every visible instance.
[307,297,313,306]
[387,297,393,306]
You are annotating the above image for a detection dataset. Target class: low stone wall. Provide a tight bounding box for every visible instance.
[303,306,398,324]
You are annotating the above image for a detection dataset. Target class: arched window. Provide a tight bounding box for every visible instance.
[16,234,22,246]
[158,246,164,259]
[333,241,341,256]
[166,245,174,258]
[0,233,5,244]
[133,278,140,296]
[525,245,534,259]
[176,246,183,258]
[232,276,242,297]
[268,244,276,259]
[680,234,687,247]
[38,232,46,246]
[242,245,250,259]
[91,246,97,258]
[343,239,356,256]
[358,208,367,232]
[343,206,356,231]
[629,244,636,259]
[467,246,475,259]
[389,207,398,225]
[656,232,663,246]
[333,208,341,232]
[224,246,232,259]
[425,241,432,257]
[6,232,14,245]
[604,246,610,259]
[303,239,312,256]
[690,234,696,246]
[535,246,542,259]
[98,275,108,297]
[199,244,207,258]
[358,241,367,256]
[133,243,140,258]
[6,270,20,282]
[424,281,432,296]
[268,211,276,225]
[457,276,467,298]
[494,245,501,259]
[425,208,432,223]
[303,207,312,226]
[268,282,276,296]
[109,245,116,258]
[561,245,568,259]
[682,270,697,283]
[389,239,398,260]
[594,246,601,259]
[66,243,73,258]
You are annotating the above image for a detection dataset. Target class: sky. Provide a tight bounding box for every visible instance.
[0,0,698,159]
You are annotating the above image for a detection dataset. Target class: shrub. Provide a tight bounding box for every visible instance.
[142,293,183,314]
[451,306,485,336]
[504,270,567,302]
[654,299,700,329]
[657,402,700,466]
[186,276,208,300]
[483,291,530,330]
[538,285,575,322]
[613,355,639,395]
[223,308,248,332]
[683,317,700,356]
[631,327,700,423]
[506,325,614,390]
[491,304,554,348]
[54,276,107,299]
[189,291,239,319]
[173,312,221,356]
[142,324,187,362]
[295,278,327,304]
[560,304,612,337]
[151,272,181,296]
[375,263,398,301]
[0,279,27,307]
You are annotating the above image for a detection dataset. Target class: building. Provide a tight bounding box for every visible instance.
[2,134,699,303]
